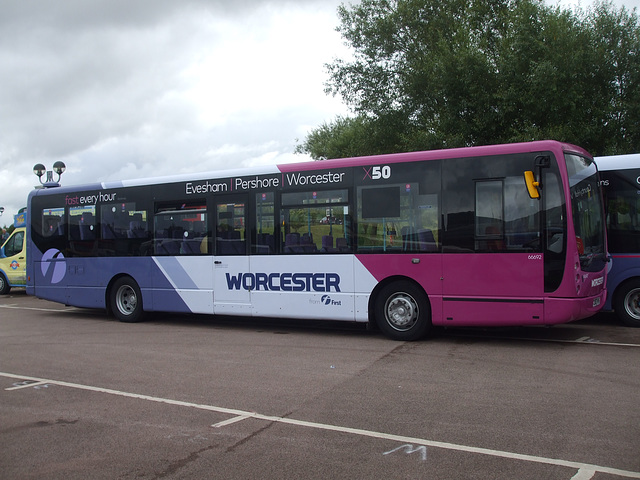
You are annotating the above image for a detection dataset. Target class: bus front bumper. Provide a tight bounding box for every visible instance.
[545,289,607,324]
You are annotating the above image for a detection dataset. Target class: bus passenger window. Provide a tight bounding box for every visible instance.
[281,189,350,254]
[31,207,66,255]
[216,201,246,256]
[604,172,640,253]
[100,203,151,256]
[358,185,439,253]
[69,206,97,256]
[475,180,505,252]
[253,192,275,254]
[42,207,65,238]
[154,202,208,256]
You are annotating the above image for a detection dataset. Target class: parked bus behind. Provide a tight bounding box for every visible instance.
[596,154,640,326]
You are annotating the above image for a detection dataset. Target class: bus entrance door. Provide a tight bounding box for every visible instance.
[213,196,251,314]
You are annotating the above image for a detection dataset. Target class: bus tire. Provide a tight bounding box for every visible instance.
[109,276,144,323]
[613,278,640,327]
[374,281,431,341]
[0,273,10,295]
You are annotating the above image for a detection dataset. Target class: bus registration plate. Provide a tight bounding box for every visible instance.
[593,297,601,307]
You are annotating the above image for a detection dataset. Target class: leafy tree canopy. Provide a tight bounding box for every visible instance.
[296,0,640,159]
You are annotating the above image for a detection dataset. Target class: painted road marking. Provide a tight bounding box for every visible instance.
[1,371,639,479]
[447,333,640,348]
[383,444,427,461]
[6,380,50,390]
[212,414,256,428]
[571,468,596,480]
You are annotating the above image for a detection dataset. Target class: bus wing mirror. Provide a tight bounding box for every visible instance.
[524,170,540,199]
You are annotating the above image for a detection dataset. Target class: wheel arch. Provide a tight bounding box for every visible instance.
[105,273,139,316]
[612,275,640,300]
[367,275,431,327]
[0,267,10,282]
[607,263,640,309]
[0,270,10,295]
[612,276,640,327]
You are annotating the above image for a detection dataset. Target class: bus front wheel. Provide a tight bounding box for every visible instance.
[613,278,640,328]
[109,277,144,323]
[374,281,431,341]
[0,273,10,295]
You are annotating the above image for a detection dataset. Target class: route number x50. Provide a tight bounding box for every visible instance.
[372,165,391,180]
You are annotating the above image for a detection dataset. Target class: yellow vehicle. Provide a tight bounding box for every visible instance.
[0,212,26,294]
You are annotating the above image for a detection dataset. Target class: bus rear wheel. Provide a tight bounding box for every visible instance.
[374,281,431,341]
[109,276,144,323]
[613,279,640,327]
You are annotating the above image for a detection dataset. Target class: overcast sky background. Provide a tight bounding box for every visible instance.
[1,0,638,224]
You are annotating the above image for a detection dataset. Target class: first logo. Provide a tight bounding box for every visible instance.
[41,249,66,284]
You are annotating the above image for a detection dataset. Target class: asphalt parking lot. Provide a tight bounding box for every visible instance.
[1,289,639,479]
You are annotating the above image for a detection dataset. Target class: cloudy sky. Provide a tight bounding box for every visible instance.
[1,0,638,223]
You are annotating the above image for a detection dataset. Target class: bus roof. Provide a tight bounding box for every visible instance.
[278,140,589,173]
[29,140,589,195]
[594,154,640,171]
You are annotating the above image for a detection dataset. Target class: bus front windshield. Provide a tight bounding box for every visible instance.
[566,153,607,272]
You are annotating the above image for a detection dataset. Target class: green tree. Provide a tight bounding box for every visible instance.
[297,0,640,158]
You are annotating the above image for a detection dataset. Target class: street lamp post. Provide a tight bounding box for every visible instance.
[33,161,66,188]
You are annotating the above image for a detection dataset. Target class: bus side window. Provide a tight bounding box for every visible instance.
[281,190,350,254]
[35,207,66,254]
[154,202,208,256]
[475,180,505,252]
[68,206,98,256]
[216,200,246,256]
[357,185,438,253]
[42,208,65,237]
[603,170,640,253]
[474,177,541,253]
[101,203,151,256]
[253,192,275,254]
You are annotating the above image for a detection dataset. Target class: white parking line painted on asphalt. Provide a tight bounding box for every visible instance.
[571,468,596,480]
[5,380,49,391]
[527,337,638,347]
[447,333,640,348]
[1,371,639,479]
[212,414,256,428]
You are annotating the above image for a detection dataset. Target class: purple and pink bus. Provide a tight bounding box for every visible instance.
[26,140,607,340]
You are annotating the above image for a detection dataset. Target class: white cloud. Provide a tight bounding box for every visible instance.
[0,0,637,223]
[0,0,349,220]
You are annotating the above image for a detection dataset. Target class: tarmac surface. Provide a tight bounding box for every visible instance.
[1,289,639,479]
